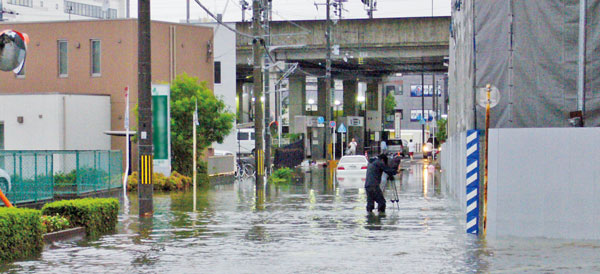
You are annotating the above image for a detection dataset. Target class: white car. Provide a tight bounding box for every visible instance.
[337,154,368,175]
[0,168,11,194]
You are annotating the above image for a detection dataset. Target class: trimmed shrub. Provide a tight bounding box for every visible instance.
[0,207,43,262]
[42,198,119,238]
[268,167,295,184]
[127,171,200,191]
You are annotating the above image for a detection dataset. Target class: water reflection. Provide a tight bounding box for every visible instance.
[3,160,599,273]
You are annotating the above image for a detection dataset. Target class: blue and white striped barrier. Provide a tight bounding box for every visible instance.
[466,130,480,234]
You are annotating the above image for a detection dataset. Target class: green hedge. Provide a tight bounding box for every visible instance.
[0,208,43,262]
[42,198,119,238]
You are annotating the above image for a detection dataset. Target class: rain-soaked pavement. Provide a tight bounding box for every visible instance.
[3,160,600,273]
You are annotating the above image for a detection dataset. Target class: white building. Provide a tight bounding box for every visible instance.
[0,93,111,150]
[194,21,238,154]
[0,0,127,22]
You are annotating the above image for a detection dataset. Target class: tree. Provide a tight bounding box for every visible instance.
[435,118,448,144]
[170,73,235,176]
[384,92,396,116]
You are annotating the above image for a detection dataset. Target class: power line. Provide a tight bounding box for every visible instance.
[193,0,255,39]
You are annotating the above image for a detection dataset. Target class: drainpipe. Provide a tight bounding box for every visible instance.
[577,0,587,126]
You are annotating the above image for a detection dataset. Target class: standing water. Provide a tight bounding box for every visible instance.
[3,160,600,273]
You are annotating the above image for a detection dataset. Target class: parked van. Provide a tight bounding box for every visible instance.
[236,128,256,155]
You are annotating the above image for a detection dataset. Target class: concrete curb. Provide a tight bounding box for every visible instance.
[43,227,86,245]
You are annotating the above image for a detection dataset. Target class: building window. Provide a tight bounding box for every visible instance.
[410,109,434,122]
[7,0,33,7]
[58,40,68,77]
[395,85,403,95]
[64,1,106,19]
[214,61,221,84]
[91,40,101,76]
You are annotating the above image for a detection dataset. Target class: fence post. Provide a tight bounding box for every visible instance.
[94,151,98,192]
[108,151,111,190]
[50,153,54,198]
[75,151,80,195]
[46,153,50,199]
[34,152,38,202]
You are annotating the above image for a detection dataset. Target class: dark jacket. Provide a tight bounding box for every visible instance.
[364,159,398,188]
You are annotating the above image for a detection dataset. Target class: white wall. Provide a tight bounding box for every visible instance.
[440,131,467,212]
[0,94,110,150]
[64,94,111,150]
[487,128,600,240]
[0,94,63,150]
[199,22,237,153]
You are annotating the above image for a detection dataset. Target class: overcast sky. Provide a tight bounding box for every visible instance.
[130,0,451,22]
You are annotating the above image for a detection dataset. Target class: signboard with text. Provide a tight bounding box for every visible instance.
[152,84,171,176]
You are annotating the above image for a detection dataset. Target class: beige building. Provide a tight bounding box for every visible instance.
[0,19,215,170]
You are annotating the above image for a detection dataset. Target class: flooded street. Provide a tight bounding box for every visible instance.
[4,160,600,273]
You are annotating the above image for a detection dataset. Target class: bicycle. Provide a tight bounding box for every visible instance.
[236,157,255,179]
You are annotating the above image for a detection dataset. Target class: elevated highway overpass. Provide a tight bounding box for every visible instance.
[236,16,450,79]
[235,17,450,159]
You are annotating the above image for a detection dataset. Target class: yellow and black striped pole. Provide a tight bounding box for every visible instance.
[137,0,153,217]
[140,154,154,185]
[256,149,265,176]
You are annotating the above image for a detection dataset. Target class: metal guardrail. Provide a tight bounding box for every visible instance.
[0,150,123,204]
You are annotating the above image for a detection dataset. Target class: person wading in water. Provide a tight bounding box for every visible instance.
[364,154,398,213]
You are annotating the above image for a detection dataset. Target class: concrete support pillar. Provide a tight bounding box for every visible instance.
[236,80,244,123]
[366,82,379,111]
[362,81,386,154]
[343,80,357,117]
[317,78,328,117]
[288,75,306,134]
[341,80,365,155]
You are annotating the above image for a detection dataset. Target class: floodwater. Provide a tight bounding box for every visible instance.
[3,160,600,273]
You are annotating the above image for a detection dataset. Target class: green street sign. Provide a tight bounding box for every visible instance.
[152,84,171,175]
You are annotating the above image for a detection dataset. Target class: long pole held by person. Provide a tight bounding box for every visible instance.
[193,99,199,212]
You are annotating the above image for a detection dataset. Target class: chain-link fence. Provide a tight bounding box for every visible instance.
[0,150,123,204]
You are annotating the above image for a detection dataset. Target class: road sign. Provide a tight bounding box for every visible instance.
[329,121,336,128]
[317,116,325,124]
[477,85,500,108]
[347,116,364,127]
[337,123,347,133]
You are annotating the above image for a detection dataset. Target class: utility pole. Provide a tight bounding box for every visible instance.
[186,0,190,23]
[432,73,436,119]
[240,1,249,22]
[137,0,153,217]
[263,0,272,175]
[325,0,333,162]
[363,0,376,19]
[421,65,425,145]
[252,0,266,193]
